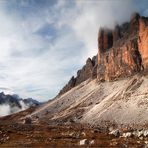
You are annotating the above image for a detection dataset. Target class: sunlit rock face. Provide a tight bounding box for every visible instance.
[97,13,148,81]
[138,16,148,69]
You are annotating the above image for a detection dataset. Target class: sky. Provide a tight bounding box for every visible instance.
[0,0,147,101]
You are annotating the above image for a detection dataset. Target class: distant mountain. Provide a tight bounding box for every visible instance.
[0,92,41,116]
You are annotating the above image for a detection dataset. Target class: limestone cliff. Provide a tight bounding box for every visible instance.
[97,13,148,81]
[59,13,148,95]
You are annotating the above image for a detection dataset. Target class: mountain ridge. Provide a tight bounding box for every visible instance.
[59,13,148,96]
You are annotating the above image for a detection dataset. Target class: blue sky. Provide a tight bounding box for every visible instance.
[0,0,147,101]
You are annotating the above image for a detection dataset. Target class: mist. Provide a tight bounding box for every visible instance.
[0,104,10,116]
[0,101,29,117]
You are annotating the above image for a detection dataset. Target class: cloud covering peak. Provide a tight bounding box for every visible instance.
[0,0,147,101]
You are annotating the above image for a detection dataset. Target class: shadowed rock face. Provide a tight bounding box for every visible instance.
[98,28,113,53]
[59,13,148,95]
[113,25,121,43]
[58,56,98,95]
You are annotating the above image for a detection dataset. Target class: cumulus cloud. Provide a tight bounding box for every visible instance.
[0,0,147,101]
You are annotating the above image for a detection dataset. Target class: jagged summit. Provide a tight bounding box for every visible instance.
[59,13,148,95]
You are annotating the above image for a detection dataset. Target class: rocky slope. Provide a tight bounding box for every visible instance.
[29,74,148,129]
[0,74,148,147]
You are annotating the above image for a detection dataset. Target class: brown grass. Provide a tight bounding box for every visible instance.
[0,123,147,147]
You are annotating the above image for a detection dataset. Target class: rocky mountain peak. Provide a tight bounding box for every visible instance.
[59,13,148,95]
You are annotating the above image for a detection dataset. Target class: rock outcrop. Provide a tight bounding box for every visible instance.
[59,13,148,95]
[138,16,148,69]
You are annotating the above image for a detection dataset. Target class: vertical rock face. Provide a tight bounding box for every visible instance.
[138,16,148,70]
[97,13,148,81]
[59,13,148,95]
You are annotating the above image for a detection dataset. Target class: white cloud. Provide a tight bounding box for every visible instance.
[0,102,29,117]
[0,3,82,101]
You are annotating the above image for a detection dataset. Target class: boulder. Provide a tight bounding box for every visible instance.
[109,129,120,137]
[24,117,32,124]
